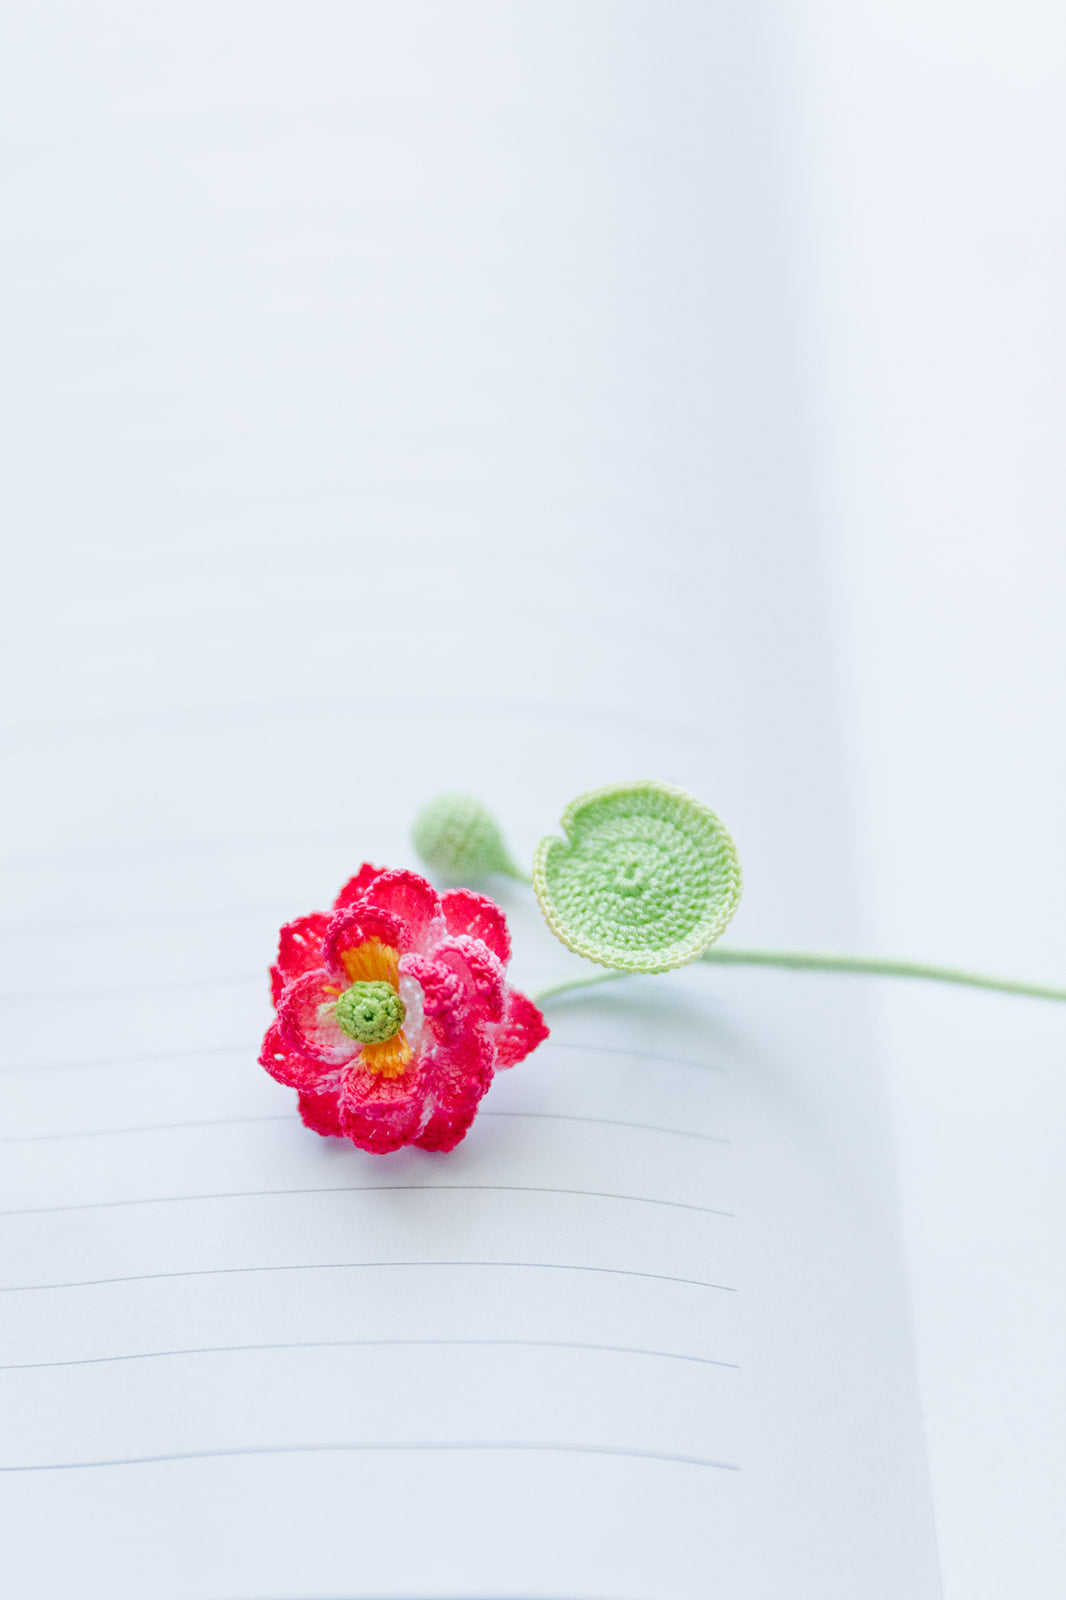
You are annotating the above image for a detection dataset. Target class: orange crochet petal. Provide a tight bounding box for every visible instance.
[339,938,400,987]
[361,1030,414,1079]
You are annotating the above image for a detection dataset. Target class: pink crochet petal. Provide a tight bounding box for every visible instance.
[413,1100,480,1153]
[297,1087,345,1138]
[414,1025,495,1152]
[492,988,550,1069]
[276,969,359,1067]
[338,1055,422,1109]
[399,954,469,1043]
[360,869,443,950]
[439,889,512,963]
[333,862,384,911]
[258,1020,328,1092]
[424,1023,495,1114]
[433,934,506,1022]
[339,1095,428,1153]
[270,912,331,1005]
[323,905,406,980]
[336,1058,428,1153]
[341,1106,429,1154]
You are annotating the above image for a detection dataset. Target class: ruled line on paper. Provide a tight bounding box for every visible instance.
[1,971,263,1005]
[0,693,716,763]
[0,1041,725,1077]
[0,890,578,992]
[547,1041,728,1074]
[487,1111,729,1143]
[0,1044,250,1076]
[0,1337,741,1374]
[0,902,297,939]
[0,1440,740,1475]
[0,1259,738,1296]
[0,1110,730,1146]
[3,968,567,1004]
[0,1184,735,1221]
[0,822,373,867]
[0,1114,293,1145]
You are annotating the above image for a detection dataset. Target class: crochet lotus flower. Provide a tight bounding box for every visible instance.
[259,865,548,1154]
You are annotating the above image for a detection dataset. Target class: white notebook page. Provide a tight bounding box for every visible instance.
[1,6,939,1596]
[783,7,1066,1594]
[0,713,938,1599]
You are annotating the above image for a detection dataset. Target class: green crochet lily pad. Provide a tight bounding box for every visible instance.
[533,780,742,973]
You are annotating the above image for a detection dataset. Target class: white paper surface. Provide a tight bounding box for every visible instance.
[782,5,1066,1594]
[0,6,941,1596]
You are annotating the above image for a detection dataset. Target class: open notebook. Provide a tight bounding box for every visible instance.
[11,3,1057,1596]
[2,712,941,1599]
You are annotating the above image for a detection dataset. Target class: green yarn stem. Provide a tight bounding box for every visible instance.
[530,970,636,1004]
[529,947,1066,1006]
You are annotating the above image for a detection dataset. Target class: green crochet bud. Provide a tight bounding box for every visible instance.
[335,980,405,1044]
[532,780,742,973]
[411,791,526,882]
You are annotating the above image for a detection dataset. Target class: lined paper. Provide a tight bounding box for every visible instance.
[1,815,748,1592]
[0,5,940,1595]
[0,712,938,1598]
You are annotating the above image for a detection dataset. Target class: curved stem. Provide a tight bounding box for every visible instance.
[529,946,1066,1007]
[702,946,1066,1000]
[529,970,635,1004]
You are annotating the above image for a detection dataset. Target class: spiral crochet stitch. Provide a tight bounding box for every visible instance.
[532,780,742,973]
[335,980,406,1044]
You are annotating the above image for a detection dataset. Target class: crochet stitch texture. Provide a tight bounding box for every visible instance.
[260,865,548,1153]
[533,780,742,973]
[412,790,522,880]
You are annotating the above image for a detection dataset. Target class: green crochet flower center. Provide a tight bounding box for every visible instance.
[533,781,742,973]
[335,980,406,1044]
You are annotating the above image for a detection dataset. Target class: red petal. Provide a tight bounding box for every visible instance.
[323,905,406,980]
[336,1050,426,1150]
[439,889,511,963]
[333,863,384,911]
[339,1094,428,1154]
[492,990,550,1069]
[360,869,443,950]
[337,1055,421,1109]
[399,954,469,1042]
[433,934,506,1022]
[413,1101,480,1153]
[270,911,330,1005]
[258,1020,325,1091]
[414,1026,495,1153]
[423,1023,495,1115]
[276,969,359,1067]
[297,1088,345,1137]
